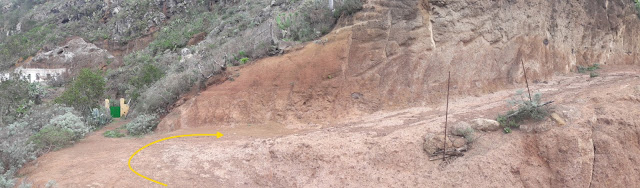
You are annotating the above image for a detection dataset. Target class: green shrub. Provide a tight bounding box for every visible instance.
[590,72,599,78]
[635,0,640,18]
[124,114,159,136]
[0,78,31,127]
[276,13,296,31]
[1,122,36,182]
[18,104,77,133]
[87,108,112,128]
[277,0,342,42]
[130,63,165,89]
[0,78,47,127]
[503,127,512,134]
[48,112,88,139]
[1,105,87,185]
[103,130,125,138]
[0,170,16,188]
[29,125,75,151]
[577,63,600,74]
[135,71,198,114]
[55,69,106,115]
[239,57,250,64]
[454,127,475,143]
[497,91,550,133]
[333,0,364,18]
[149,13,214,54]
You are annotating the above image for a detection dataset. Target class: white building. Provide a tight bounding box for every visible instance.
[0,72,10,82]
[1,68,66,83]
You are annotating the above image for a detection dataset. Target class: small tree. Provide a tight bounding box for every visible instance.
[55,69,105,114]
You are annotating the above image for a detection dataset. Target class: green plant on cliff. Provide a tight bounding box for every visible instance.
[149,13,215,54]
[635,0,640,18]
[276,13,296,31]
[497,91,551,133]
[333,0,364,18]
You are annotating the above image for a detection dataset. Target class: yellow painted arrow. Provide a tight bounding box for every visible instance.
[128,132,224,186]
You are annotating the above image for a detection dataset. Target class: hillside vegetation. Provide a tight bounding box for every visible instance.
[0,0,362,187]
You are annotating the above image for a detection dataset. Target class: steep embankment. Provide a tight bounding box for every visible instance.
[160,0,640,129]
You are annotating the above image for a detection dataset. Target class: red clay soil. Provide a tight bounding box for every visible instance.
[158,31,351,131]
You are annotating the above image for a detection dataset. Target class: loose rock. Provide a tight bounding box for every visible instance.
[471,118,501,132]
[550,113,566,126]
[423,133,454,155]
[451,136,467,148]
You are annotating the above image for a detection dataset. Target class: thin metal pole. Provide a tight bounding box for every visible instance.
[521,60,532,102]
[443,71,451,161]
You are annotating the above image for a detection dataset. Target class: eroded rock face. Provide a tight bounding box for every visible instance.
[161,0,640,129]
[535,127,594,188]
[342,0,640,112]
[23,38,116,74]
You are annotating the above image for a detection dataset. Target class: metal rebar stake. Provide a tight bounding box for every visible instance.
[521,60,532,102]
[443,71,451,161]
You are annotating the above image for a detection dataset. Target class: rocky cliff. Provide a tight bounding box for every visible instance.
[161,0,640,128]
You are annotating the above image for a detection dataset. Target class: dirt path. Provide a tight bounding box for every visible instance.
[18,66,640,187]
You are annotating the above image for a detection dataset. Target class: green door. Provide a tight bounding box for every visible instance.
[110,106,121,118]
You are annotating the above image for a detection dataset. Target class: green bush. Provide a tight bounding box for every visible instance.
[124,114,159,136]
[0,170,16,188]
[130,63,165,89]
[55,69,106,115]
[1,104,88,185]
[0,122,37,178]
[577,63,600,74]
[48,112,89,139]
[87,108,112,129]
[0,78,31,127]
[497,91,550,133]
[635,0,640,18]
[456,127,475,143]
[149,13,215,54]
[333,0,364,17]
[276,13,296,31]
[117,51,167,101]
[135,71,198,115]
[18,104,77,133]
[503,127,512,134]
[239,57,250,64]
[276,0,337,42]
[0,77,47,127]
[29,125,75,151]
[103,130,125,138]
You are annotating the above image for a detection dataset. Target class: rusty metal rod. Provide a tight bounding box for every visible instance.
[443,71,451,161]
[521,60,532,102]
